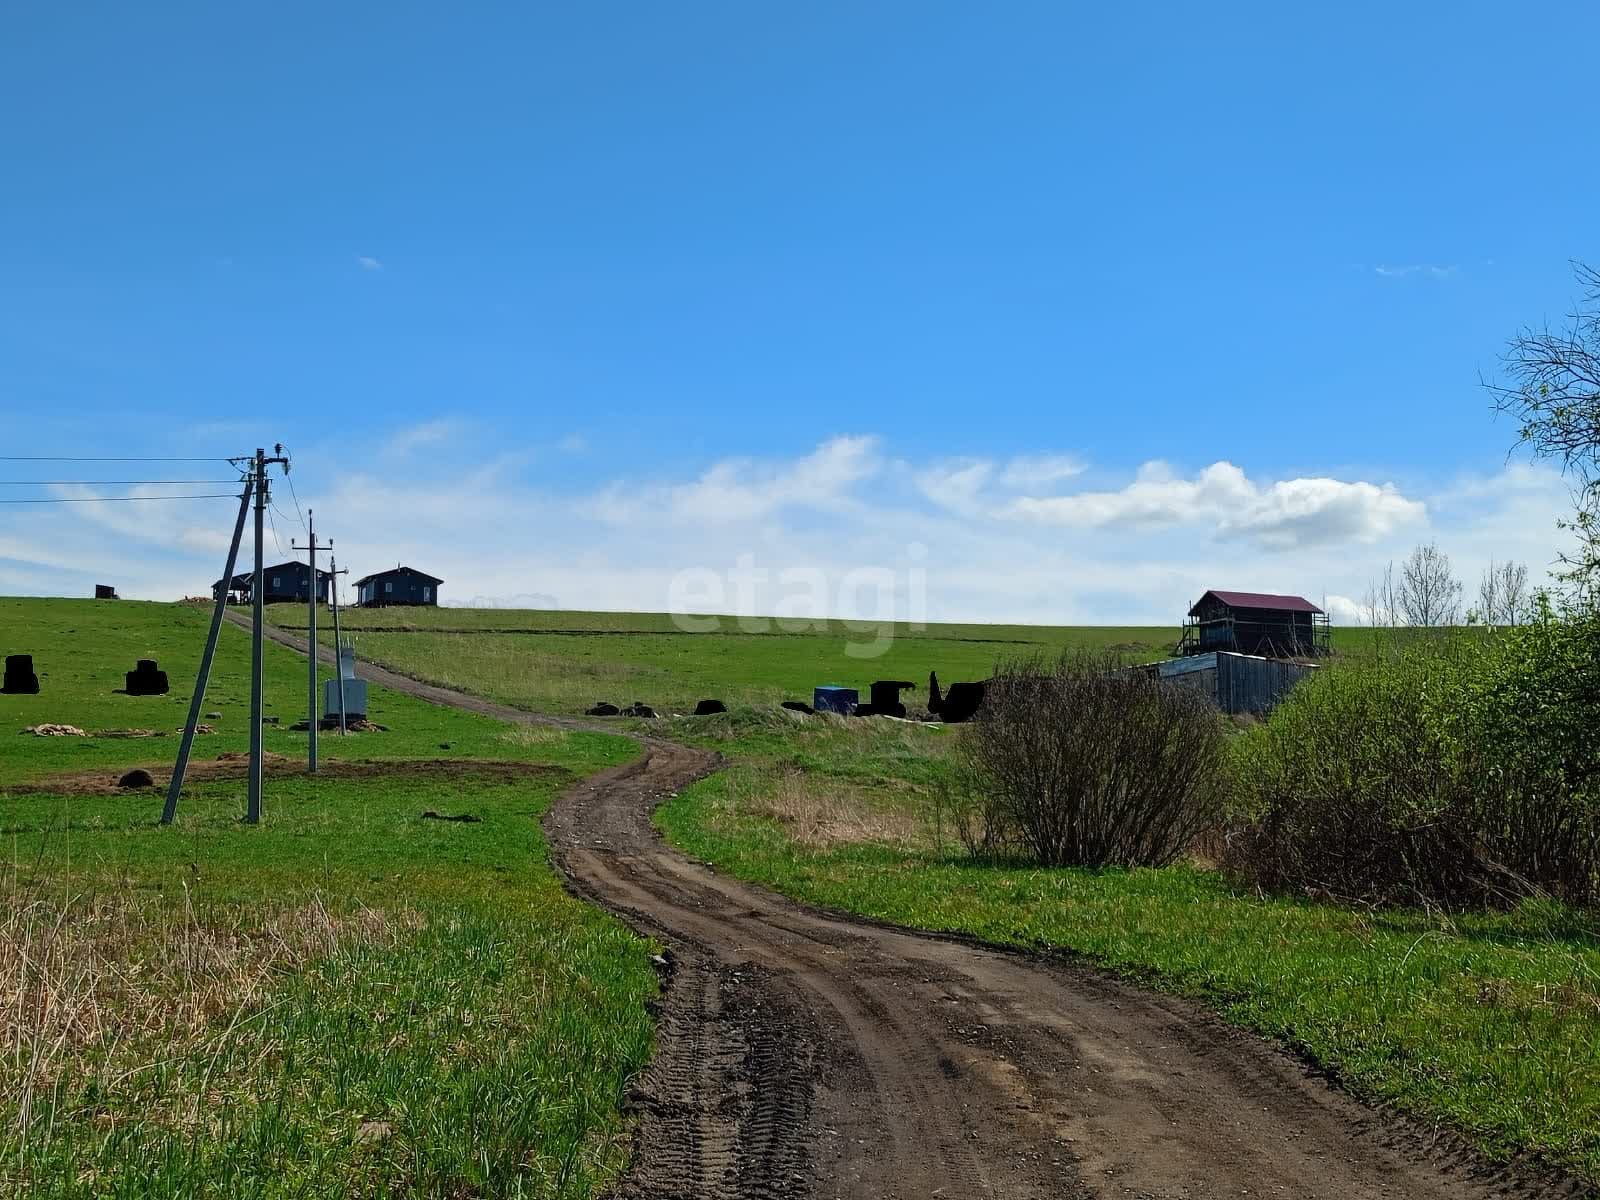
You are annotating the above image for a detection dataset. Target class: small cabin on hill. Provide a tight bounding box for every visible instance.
[354,566,442,608]
[213,562,333,606]
[1177,590,1329,659]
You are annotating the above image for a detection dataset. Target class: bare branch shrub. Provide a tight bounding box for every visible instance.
[1364,562,1400,628]
[1398,541,1462,627]
[950,651,1227,868]
[1477,558,1531,629]
[1476,559,1501,629]
[1495,559,1530,625]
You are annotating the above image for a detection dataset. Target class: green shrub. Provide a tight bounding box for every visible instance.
[1228,613,1600,908]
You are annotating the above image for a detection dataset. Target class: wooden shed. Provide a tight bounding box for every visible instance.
[1177,590,1329,659]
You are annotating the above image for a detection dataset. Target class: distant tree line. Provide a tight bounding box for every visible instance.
[1363,543,1529,629]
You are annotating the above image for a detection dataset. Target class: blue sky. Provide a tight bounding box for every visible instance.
[1,3,1593,622]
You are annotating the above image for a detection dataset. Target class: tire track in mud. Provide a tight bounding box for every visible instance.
[246,614,1589,1200]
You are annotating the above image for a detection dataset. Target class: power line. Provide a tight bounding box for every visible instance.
[0,493,240,504]
[0,479,240,486]
[267,503,288,556]
[280,450,308,535]
[0,456,234,463]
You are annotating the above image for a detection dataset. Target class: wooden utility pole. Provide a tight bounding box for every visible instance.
[292,510,332,772]
[248,446,288,823]
[163,472,253,825]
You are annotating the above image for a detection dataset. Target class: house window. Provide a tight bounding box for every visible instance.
[423,586,431,601]
[272,576,281,589]
[385,581,393,593]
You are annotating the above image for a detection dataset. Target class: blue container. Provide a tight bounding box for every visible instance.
[813,686,858,715]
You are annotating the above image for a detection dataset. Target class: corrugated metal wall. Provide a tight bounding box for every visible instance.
[1150,651,1315,715]
[1215,653,1314,715]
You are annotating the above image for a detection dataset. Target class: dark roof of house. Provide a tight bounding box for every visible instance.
[1190,590,1324,616]
[353,565,444,587]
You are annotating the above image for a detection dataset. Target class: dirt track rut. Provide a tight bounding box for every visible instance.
[245,615,1582,1200]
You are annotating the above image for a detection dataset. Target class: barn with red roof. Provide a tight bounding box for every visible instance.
[1177,589,1329,659]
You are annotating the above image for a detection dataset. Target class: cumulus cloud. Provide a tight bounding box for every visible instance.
[357,255,383,271]
[594,434,882,525]
[0,435,1576,628]
[1002,460,1425,548]
[914,453,1087,517]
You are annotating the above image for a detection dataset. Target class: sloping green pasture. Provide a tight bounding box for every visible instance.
[0,598,649,1199]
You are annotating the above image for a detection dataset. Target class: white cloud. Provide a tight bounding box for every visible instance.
[380,420,459,458]
[1374,263,1458,280]
[0,436,1577,629]
[593,434,882,526]
[462,592,561,610]
[998,454,1086,489]
[1324,594,1371,626]
[915,459,995,516]
[357,256,383,271]
[914,453,1087,517]
[556,433,588,455]
[1002,460,1425,549]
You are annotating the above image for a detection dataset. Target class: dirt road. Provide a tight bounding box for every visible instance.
[245,616,1577,1199]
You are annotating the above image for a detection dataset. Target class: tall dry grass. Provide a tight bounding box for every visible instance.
[741,770,929,849]
[1,871,405,1163]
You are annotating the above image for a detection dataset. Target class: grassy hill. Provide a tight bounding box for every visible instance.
[0,597,651,1199]
[274,603,1373,715]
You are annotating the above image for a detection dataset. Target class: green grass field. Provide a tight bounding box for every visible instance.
[250,601,1598,1185]
[278,602,1374,716]
[11,599,1592,1189]
[0,598,650,1199]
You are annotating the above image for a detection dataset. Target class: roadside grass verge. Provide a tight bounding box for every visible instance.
[3,771,653,1199]
[0,599,650,1198]
[654,707,1600,1186]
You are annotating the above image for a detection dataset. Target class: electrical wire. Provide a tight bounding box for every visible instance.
[0,456,234,463]
[0,493,239,504]
[0,479,240,486]
[279,449,308,535]
[266,504,287,556]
